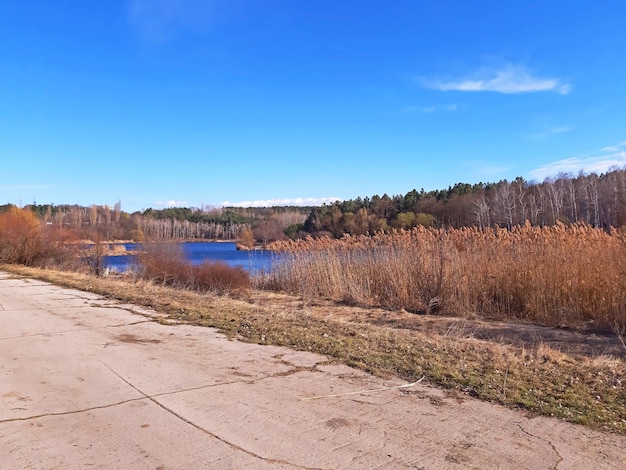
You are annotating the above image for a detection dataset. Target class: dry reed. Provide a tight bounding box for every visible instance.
[267,222,626,331]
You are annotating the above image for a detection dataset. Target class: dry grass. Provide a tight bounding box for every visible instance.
[3,264,625,434]
[267,223,626,331]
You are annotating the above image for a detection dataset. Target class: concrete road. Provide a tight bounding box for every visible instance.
[1,271,625,469]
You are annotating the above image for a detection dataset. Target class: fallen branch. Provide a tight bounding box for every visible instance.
[614,322,626,353]
[301,376,425,401]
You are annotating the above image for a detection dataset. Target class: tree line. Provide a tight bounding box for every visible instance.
[0,203,311,243]
[294,169,626,238]
[3,168,625,243]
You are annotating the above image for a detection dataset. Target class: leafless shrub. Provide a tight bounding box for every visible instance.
[77,230,109,276]
[0,207,43,264]
[192,261,250,294]
[39,226,81,270]
[0,207,84,269]
[135,242,250,295]
[135,242,188,286]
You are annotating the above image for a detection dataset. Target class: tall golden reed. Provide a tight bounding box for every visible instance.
[267,222,626,331]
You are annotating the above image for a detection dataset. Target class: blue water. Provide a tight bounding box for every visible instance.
[104,242,276,273]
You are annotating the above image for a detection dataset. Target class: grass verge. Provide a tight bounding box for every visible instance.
[2,264,625,435]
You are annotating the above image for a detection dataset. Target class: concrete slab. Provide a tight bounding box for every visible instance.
[1,272,625,469]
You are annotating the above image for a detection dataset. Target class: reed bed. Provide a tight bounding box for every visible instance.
[267,222,626,331]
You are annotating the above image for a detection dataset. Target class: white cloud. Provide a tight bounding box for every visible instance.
[219,197,341,208]
[528,144,626,180]
[425,64,572,95]
[155,199,189,207]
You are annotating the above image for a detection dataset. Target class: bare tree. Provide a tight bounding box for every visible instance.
[493,182,515,228]
[89,205,98,227]
[472,193,491,229]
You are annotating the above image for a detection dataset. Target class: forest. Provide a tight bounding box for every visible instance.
[298,169,626,237]
[0,203,311,244]
[2,168,625,244]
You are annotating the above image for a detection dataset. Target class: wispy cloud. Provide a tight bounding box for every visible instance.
[528,143,626,180]
[404,104,458,113]
[220,197,341,208]
[424,64,572,95]
[128,0,216,42]
[527,125,573,140]
[155,199,189,207]
[549,126,572,134]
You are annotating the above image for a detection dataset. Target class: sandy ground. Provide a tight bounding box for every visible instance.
[1,271,625,469]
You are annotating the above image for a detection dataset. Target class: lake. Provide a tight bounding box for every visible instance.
[104,242,277,273]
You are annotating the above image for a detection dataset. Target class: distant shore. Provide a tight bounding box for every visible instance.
[77,239,267,256]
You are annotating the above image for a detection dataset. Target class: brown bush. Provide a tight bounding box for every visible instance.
[0,207,82,268]
[40,227,81,269]
[237,228,255,250]
[136,242,250,295]
[0,207,43,264]
[135,242,188,285]
[192,261,250,294]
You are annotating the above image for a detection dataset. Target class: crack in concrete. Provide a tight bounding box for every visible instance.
[46,300,167,324]
[0,282,50,287]
[94,304,171,322]
[0,397,147,424]
[0,304,117,313]
[153,377,258,397]
[100,361,331,470]
[115,365,321,406]
[271,365,319,378]
[330,438,365,453]
[251,364,330,386]
[515,421,564,469]
[0,320,154,341]
[0,372,260,426]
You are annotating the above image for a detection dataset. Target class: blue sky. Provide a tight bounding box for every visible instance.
[1,1,625,212]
